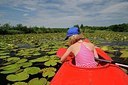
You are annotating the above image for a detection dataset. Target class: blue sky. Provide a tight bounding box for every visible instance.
[0,0,128,28]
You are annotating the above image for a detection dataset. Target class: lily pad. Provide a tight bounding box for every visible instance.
[16,59,27,64]
[6,71,29,81]
[0,64,21,70]
[0,67,20,74]
[7,57,20,62]
[32,51,41,56]
[41,67,56,78]
[44,59,58,66]
[44,56,60,66]
[28,78,47,85]
[6,57,20,63]
[29,56,49,63]
[16,49,31,57]
[22,62,32,68]
[100,46,109,51]
[120,50,128,58]
[16,48,41,57]
[47,51,56,55]
[24,67,40,75]
[0,52,10,56]
[0,56,10,59]
[12,82,27,85]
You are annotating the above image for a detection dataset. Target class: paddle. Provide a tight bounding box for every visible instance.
[56,48,128,68]
[95,58,128,68]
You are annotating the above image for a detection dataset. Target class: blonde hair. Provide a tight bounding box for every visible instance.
[68,34,84,46]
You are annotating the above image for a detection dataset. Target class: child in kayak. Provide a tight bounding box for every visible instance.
[60,27,98,68]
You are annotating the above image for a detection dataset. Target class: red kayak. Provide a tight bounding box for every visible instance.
[50,47,128,85]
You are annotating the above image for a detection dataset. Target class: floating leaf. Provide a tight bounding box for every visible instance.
[100,46,109,51]
[22,62,32,68]
[0,64,21,70]
[15,69,24,74]
[29,56,49,63]
[16,49,31,57]
[0,52,10,56]
[24,67,40,75]
[6,71,29,81]
[28,78,47,85]
[16,48,41,57]
[41,67,56,78]
[12,82,27,85]
[44,59,58,66]
[32,51,41,56]
[100,46,117,53]
[0,56,10,59]
[0,67,20,74]
[120,50,128,58]
[7,57,20,62]
[47,51,56,55]
[44,56,60,66]
[6,74,17,81]
[16,59,27,64]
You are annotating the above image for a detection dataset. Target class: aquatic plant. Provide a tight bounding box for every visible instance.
[41,67,56,78]
[6,71,29,81]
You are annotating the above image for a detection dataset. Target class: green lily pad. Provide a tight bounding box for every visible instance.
[100,46,109,51]
[44,59,58,66]
[0,52,10,56]
[16,48,41,57]
[6,71,29,81]
[0,67,20,74]
[0,64,21,70]
[41,67,56,78]
[15,69,24,74]
[16,49,31,57]
[0,56,10,59]
[120,50,128,58]
[29,56,49,63]
[24,67,40,75]
[7,57,20,62]
[32,51,41,56]
[50,55,59,60]
[47,51,56,55]
[22,62,32,68]
[28,78,47,85]
[16,59,27,64]
[12,82,27,85]
[44,56,60,66]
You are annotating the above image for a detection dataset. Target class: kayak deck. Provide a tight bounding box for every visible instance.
[50,61,128,85]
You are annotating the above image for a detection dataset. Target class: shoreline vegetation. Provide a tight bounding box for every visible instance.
[0,23,128,34]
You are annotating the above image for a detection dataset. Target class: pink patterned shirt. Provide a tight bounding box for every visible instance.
[75,43,98,68]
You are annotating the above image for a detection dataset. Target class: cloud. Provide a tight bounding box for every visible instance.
[101,2,128,14]
[23,13,29,17]
[0,0,128,27]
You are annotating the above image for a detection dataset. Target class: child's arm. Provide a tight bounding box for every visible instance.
[60,46,72,63]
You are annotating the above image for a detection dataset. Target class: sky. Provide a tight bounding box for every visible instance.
[0,0,128,28]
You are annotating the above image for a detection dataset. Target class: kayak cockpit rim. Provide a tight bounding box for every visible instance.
[65,60,111,69]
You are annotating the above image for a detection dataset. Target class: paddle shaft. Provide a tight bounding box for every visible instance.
[95,58,128,68]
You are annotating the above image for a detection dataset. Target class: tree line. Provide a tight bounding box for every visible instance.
[0,23,128,34]
[79,23,128,32]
